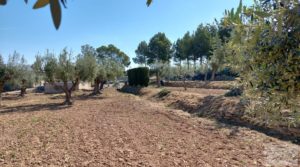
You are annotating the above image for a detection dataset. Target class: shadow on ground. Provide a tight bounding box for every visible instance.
[2,96,23,101]
[48,93,107,101]
[190,96,300,145]
[0,103,71,115]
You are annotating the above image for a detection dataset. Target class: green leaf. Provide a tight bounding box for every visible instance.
[33,0,49,9]
[146,0,152,6]
[0,0,7,5]
[50,0,61,30]
[254,11,272,18]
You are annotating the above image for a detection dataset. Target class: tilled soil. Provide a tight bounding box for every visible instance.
[0,89,299,166]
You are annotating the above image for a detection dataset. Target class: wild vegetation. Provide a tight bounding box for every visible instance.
[132,0,300,127]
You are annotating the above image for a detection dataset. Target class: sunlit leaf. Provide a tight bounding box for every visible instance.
[33,0,49,9]
[50,0,61,29]
[254,11,272,18]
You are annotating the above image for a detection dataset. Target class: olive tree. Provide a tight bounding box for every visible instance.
[224,0,300,125]
[0,55,11,106]
[32,54,44,86]
[5,52,34,97]
[36,48,95,105]
[95,44,130,94]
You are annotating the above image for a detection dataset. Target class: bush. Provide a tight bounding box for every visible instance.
[127,67,149,87]
[225,87,243,97]
[218,67,239,77]
[157,89,171,98]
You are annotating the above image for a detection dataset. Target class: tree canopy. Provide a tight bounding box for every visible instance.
[133,41,149,66]
[147,32,172,64]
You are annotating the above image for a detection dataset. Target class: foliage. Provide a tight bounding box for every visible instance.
[0,55,8,85]
[127,67,149,87]
[172,39,185,66]
[224,0,300,125]
[43,51,57,83]
[36,48,96,104]
[5,52,34,90]
[96,44,130,81]
[224,87,243,97]
[76,45,98,82]
[157,89,171,98]
[210,34,226,80]
[31,54,44,84]
[181,32,193,62]
[133,41,149,66]
[147,32,172,64]
[192,24,213,63]
[97,44,130,67]
[54,48,76,83]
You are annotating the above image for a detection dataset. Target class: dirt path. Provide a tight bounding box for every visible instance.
[0,89,299,166]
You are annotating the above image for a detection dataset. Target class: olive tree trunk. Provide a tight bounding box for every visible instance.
[58,79,79,105]
[92,79,101,95]
[100,81,105,90]
[20,79,27,97]
[62,81,73,105]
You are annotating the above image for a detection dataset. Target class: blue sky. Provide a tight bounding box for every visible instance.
[0,0,252,67]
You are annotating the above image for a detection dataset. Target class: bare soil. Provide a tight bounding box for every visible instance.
[0,89,299,166]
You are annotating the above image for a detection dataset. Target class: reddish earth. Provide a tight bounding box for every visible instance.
[0,88,299,166]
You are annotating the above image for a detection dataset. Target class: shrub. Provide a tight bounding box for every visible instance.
[127,67,149,87]
[224,87,243,97]
[157,89,171,98]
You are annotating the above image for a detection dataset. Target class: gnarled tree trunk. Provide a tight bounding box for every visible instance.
[64,90,72,105]
[62,81,73,105]
[20,79,27,97]
[100,81,106,90]
[59,79,80,105]
[92,79,101,95]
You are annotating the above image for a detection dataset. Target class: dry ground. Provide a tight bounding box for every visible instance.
[0,88,299,167]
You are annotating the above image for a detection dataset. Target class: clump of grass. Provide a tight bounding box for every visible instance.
[157,89,171,98]
[31,117,40,123]
[225,87,243,97]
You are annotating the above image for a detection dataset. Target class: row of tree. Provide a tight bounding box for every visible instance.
[0,52,35,104]
[133,21,231,86]
[0,44,130,105]
[133,0,300,123]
